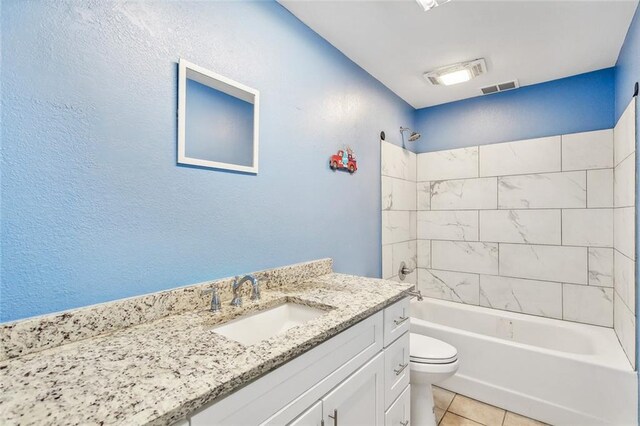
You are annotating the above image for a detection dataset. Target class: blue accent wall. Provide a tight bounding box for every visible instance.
[413,68,615,153]
[615,2,640,124]
[0,1,414,322]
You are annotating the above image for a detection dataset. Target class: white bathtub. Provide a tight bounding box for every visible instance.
[410,298,638,425]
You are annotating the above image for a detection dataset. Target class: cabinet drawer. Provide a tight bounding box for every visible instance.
[385,385,410,426]
[383,297,410,347]
[384,331,410,409]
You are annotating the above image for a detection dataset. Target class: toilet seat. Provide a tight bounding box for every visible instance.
[410,333,458,365]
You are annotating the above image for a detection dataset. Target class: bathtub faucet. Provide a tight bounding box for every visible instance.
[406,289,423,301]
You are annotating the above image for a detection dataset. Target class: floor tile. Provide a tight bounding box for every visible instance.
[436,407,446,424]
[440,412,484,426]
[433,385,456,410]
[448,395,506,426]
[502,411,548,426]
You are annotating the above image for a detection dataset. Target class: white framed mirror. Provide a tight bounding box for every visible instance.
[178,59,259,174]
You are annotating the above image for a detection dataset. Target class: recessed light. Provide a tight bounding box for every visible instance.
[423,59,487,86]
[438,69,472,86]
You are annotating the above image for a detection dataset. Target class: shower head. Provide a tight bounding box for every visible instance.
[400,127,421,142]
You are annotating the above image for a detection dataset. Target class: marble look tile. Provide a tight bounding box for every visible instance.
[382,176,416,211]
[432,241,498,275]
[588,248,613,287]
[614,153,635,208]
[418,269,479,305]
[479,210,560,245]
[417,240,431,269]
[479,275,562,319]
[440,412,483,426]
[431,177,497,210]
[503,411,548,426]
[435,407,446,424]
[418,210,478,241]
[562,209,613,247]
[433,386,455,410]
[563,284,613,327]
[382,245,393,279]
[448,394,506,426]
[417,147,478,181]
[417,181,431,210]
[562,129,613,171]
[614,99,636,166]
[391,270,417,285]
[614,249,635,313]
[391,240,417,277]
[498,171,586,209]
[382,141,416,181]
[499,244,587,284]
[614,291,636,369]
[614,207,635,259]
[479,136,561,177]
[382,211,416,245]
[587,169,614,208]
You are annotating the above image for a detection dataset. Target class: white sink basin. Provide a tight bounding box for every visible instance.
[212,302,326,346]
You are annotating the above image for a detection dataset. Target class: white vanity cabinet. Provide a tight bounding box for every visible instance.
[321,353,385,425]
[289,401,322,426]
[186,297,410,426]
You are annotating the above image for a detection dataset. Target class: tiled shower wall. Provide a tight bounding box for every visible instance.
[381,141,417,285]
[414,131,619,329]
[613,99,637,368]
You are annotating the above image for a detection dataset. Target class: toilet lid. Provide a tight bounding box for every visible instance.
[410,333,458,364]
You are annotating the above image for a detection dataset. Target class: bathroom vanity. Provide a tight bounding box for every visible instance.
[0,259,413,425]
[186,297,411,426]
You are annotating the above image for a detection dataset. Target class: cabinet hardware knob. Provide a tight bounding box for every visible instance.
[394,362,408,375]
[328,409,338,426]
[394,316,409,326]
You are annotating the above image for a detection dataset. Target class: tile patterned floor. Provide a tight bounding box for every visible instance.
[433,386,549,426]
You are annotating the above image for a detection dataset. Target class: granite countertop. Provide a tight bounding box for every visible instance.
[0,272,412,425]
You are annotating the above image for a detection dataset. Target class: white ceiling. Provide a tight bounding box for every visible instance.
[279,0,639,109]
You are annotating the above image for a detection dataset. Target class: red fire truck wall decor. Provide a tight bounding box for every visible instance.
[329,146,357,174]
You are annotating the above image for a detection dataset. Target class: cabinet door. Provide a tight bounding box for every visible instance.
[322,353,384,426]
[384,386,410,426]
[288,401,322,426]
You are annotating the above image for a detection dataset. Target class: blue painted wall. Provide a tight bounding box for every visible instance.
[0,1,414,322]
[615,2,640,124]
[185,79,255,167]
[413,68,615,153]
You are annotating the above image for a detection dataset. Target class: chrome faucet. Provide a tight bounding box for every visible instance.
[230,274,260,307]
[202,284,221,312]
[406,289,424,301]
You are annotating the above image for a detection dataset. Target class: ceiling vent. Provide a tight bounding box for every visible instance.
[424,58,487,86]
[481,80,519,95]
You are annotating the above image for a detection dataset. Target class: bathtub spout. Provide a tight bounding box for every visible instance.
[406,289,423,301]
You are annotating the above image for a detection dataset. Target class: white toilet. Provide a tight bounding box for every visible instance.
[410,333,459,426]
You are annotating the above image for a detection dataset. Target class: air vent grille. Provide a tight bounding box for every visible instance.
[470,63,484,78]
[481,85,499,95]
[480,80,519,95]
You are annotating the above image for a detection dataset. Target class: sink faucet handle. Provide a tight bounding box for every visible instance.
[250,277,260,301]
[202,285,221,313]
